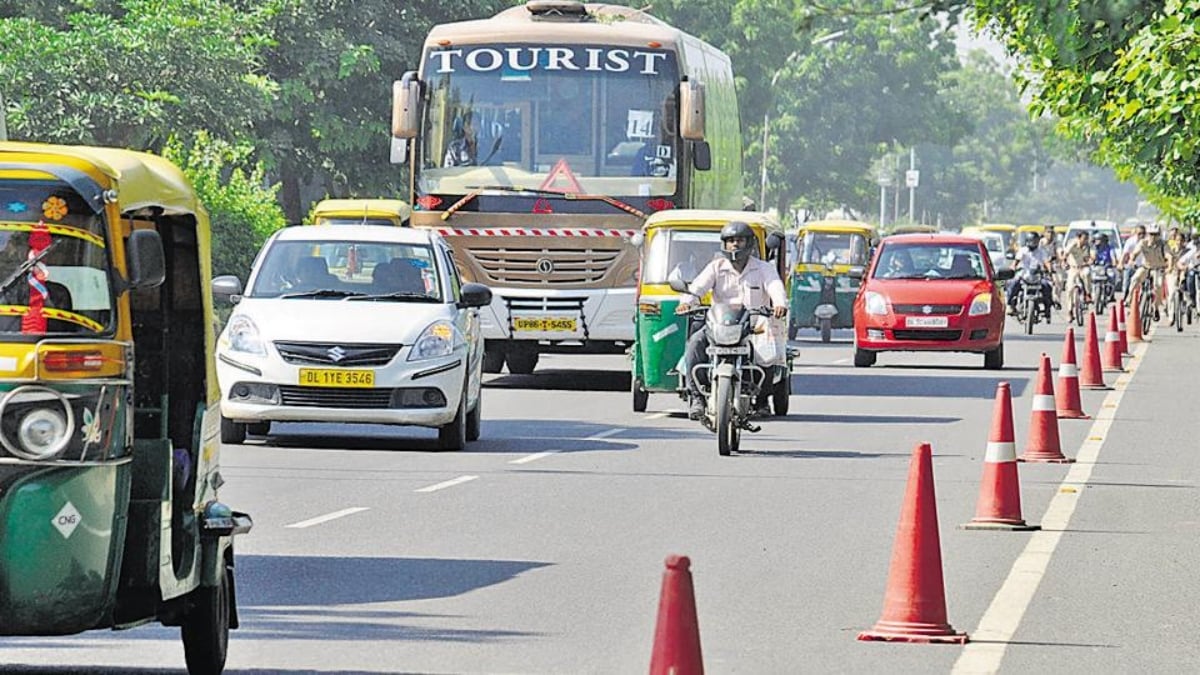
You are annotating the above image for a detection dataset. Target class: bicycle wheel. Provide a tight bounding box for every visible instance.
[1140,282,1154,335]
[1072,285,1085,327]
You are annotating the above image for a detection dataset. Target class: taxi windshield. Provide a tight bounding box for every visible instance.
[0,181,113,336]
[248,239,442,301]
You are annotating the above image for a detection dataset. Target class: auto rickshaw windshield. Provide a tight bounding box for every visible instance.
[642,229,746,284]
[0,181,114,336]
[800,232,868,265]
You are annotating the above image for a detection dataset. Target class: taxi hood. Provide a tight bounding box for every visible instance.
[867,278,994,304]
[229,298,452,344]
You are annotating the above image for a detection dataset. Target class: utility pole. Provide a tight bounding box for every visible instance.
[908,147,916,222]
[0,92,7,142]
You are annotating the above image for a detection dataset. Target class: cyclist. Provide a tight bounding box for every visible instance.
[1128,225,1168,321]
[1178,233,1200,309]
[1041,227,1063,308]
[1121,224,1147,298]
[1166,228,1189,322]
[1060,229,1092,317]
[1007,231,1053,318]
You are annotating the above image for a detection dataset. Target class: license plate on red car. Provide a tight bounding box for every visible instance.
[905,316,949,328]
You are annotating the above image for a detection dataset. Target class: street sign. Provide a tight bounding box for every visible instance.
[905,170,920,188]
[877,170,892,187]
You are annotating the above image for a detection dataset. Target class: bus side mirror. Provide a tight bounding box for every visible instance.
[127,229,165,290]
[692,141,711,171]
[391,72,421,139]
[679,80,706,141]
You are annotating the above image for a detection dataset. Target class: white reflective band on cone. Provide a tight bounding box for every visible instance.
[1033,394,1056,411]
[1105,332,1120,342]
[985,441,1017,463]
[1118,322,1126,330]
[1058,363,1078,377]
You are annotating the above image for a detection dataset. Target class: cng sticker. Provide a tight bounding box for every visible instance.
[52,502,81,539]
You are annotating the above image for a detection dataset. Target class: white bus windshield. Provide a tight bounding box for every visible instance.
[419,44,681,198]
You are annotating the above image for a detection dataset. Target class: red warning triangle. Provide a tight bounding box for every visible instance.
[538,158,585,194]
[532,198,554,214]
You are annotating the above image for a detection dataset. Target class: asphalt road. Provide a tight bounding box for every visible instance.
[2,316,1197,674]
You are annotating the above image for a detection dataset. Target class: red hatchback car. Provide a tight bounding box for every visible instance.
[851,234,1014,368]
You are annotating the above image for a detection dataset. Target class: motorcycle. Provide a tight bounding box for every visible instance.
[1091,264,1116,316]
[673,297,790,456]
[1012,268,1050,335]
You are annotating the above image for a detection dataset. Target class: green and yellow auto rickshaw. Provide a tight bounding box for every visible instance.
[788,219,877,342]
[630,209,790,412]
[310,198,411,226]
[0,142,251,674]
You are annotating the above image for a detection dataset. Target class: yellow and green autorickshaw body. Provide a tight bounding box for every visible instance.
[311,198,411,227]
[632,209,786,395]
[978,223,1019,253]
[789,220,877,338]
[0,142,227,635]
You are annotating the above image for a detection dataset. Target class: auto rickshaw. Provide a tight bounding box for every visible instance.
[788,219,877,342]
[0,142,251,674]
[630,209,790,413]
[887,223,937,236]
[977,223,1019,254]
[310,198,411,226]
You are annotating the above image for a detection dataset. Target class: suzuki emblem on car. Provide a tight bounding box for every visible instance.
[327,346,347,362]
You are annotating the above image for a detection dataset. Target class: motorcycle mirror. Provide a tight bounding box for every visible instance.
[994,267,1015,281]
[667,270,690,293]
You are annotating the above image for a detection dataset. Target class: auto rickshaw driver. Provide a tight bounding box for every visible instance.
[676,221,788,419]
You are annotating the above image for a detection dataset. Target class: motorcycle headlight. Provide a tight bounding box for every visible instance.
[968,293,993,316]
[710,322,743,345]
[222,315,266,356]
[409,321,464,361]
[864,291,889,316]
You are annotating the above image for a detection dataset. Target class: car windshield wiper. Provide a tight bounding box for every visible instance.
[441,185,646,221]
[941,274,983,280]
[277,289,366,299]
[347,292,440,302]
[0,240,60,295]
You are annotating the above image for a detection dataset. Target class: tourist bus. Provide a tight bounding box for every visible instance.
[390,0,744,374]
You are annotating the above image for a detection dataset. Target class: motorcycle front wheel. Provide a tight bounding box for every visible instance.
[715,375,739,456]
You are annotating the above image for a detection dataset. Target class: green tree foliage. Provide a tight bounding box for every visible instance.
[961,1,1200,221]
[162,132,287,278]
[0,0,275,147]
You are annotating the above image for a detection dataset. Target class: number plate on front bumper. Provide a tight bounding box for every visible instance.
[706,345,750,355]
[298,368,375,388]
[905,316,949,328]
[513,317,577,332]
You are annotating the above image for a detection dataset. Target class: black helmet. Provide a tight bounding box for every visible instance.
[720,221,755,264]
[1024,231,1040,248]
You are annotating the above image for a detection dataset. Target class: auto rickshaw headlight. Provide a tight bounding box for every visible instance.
[224,315,266,356]
[0,386,76,461]
[18,409,69,460]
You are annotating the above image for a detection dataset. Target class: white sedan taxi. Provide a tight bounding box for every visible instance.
[213,225,491,450]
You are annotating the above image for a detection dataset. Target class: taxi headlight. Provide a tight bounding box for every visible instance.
[222,315,266,356]
[968,293,993,316]
[864,291,889,316]
[409,321,464,361]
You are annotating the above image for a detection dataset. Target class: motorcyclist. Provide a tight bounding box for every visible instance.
[1007,231,1053,318]
[677,221,787,420]
[1091,232,1118,305]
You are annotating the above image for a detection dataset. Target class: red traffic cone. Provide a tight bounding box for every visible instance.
[1055,327,1089,419]
[1102,305,1124,372]
[963,382,1039,530]
[1020,354,1075,463]
[1077,312,1109,390]
[1117,300,1130,355]
[1127,288,1145,343]
[858,443,968,644]
[649,555,703,675]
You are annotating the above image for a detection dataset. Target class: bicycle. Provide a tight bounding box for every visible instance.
[1068,267,1089,327]
[1136,268,1155,336]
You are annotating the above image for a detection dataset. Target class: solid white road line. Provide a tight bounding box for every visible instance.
[415,475,479,493]
[951,338,1149,674]
[285,507,369,529]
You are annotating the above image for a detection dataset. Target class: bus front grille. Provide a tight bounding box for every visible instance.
[466,248,622,285]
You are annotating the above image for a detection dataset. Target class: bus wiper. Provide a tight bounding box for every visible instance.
[0,240,60,296]
[441,185,646,221]
[278,289,366,299]
[347,292,439,302]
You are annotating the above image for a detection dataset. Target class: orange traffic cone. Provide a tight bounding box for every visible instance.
[1077,312,1109,390]
[1127,288,1145,343]
[1020,354,1075,463]
[1055,327,1089,419]
[858,443,968,644]
[649,555,703,675]
[1102,305,1124,372]
[963,382,1039,531]
[1117,301,1131,355]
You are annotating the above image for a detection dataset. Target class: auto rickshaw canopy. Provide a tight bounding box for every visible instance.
[311,198,411,226]
[642,208,783,238]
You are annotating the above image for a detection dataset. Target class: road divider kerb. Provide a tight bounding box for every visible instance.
[951,337,1149,674]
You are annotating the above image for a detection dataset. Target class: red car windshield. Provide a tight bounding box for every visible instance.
[874,243,989,280]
